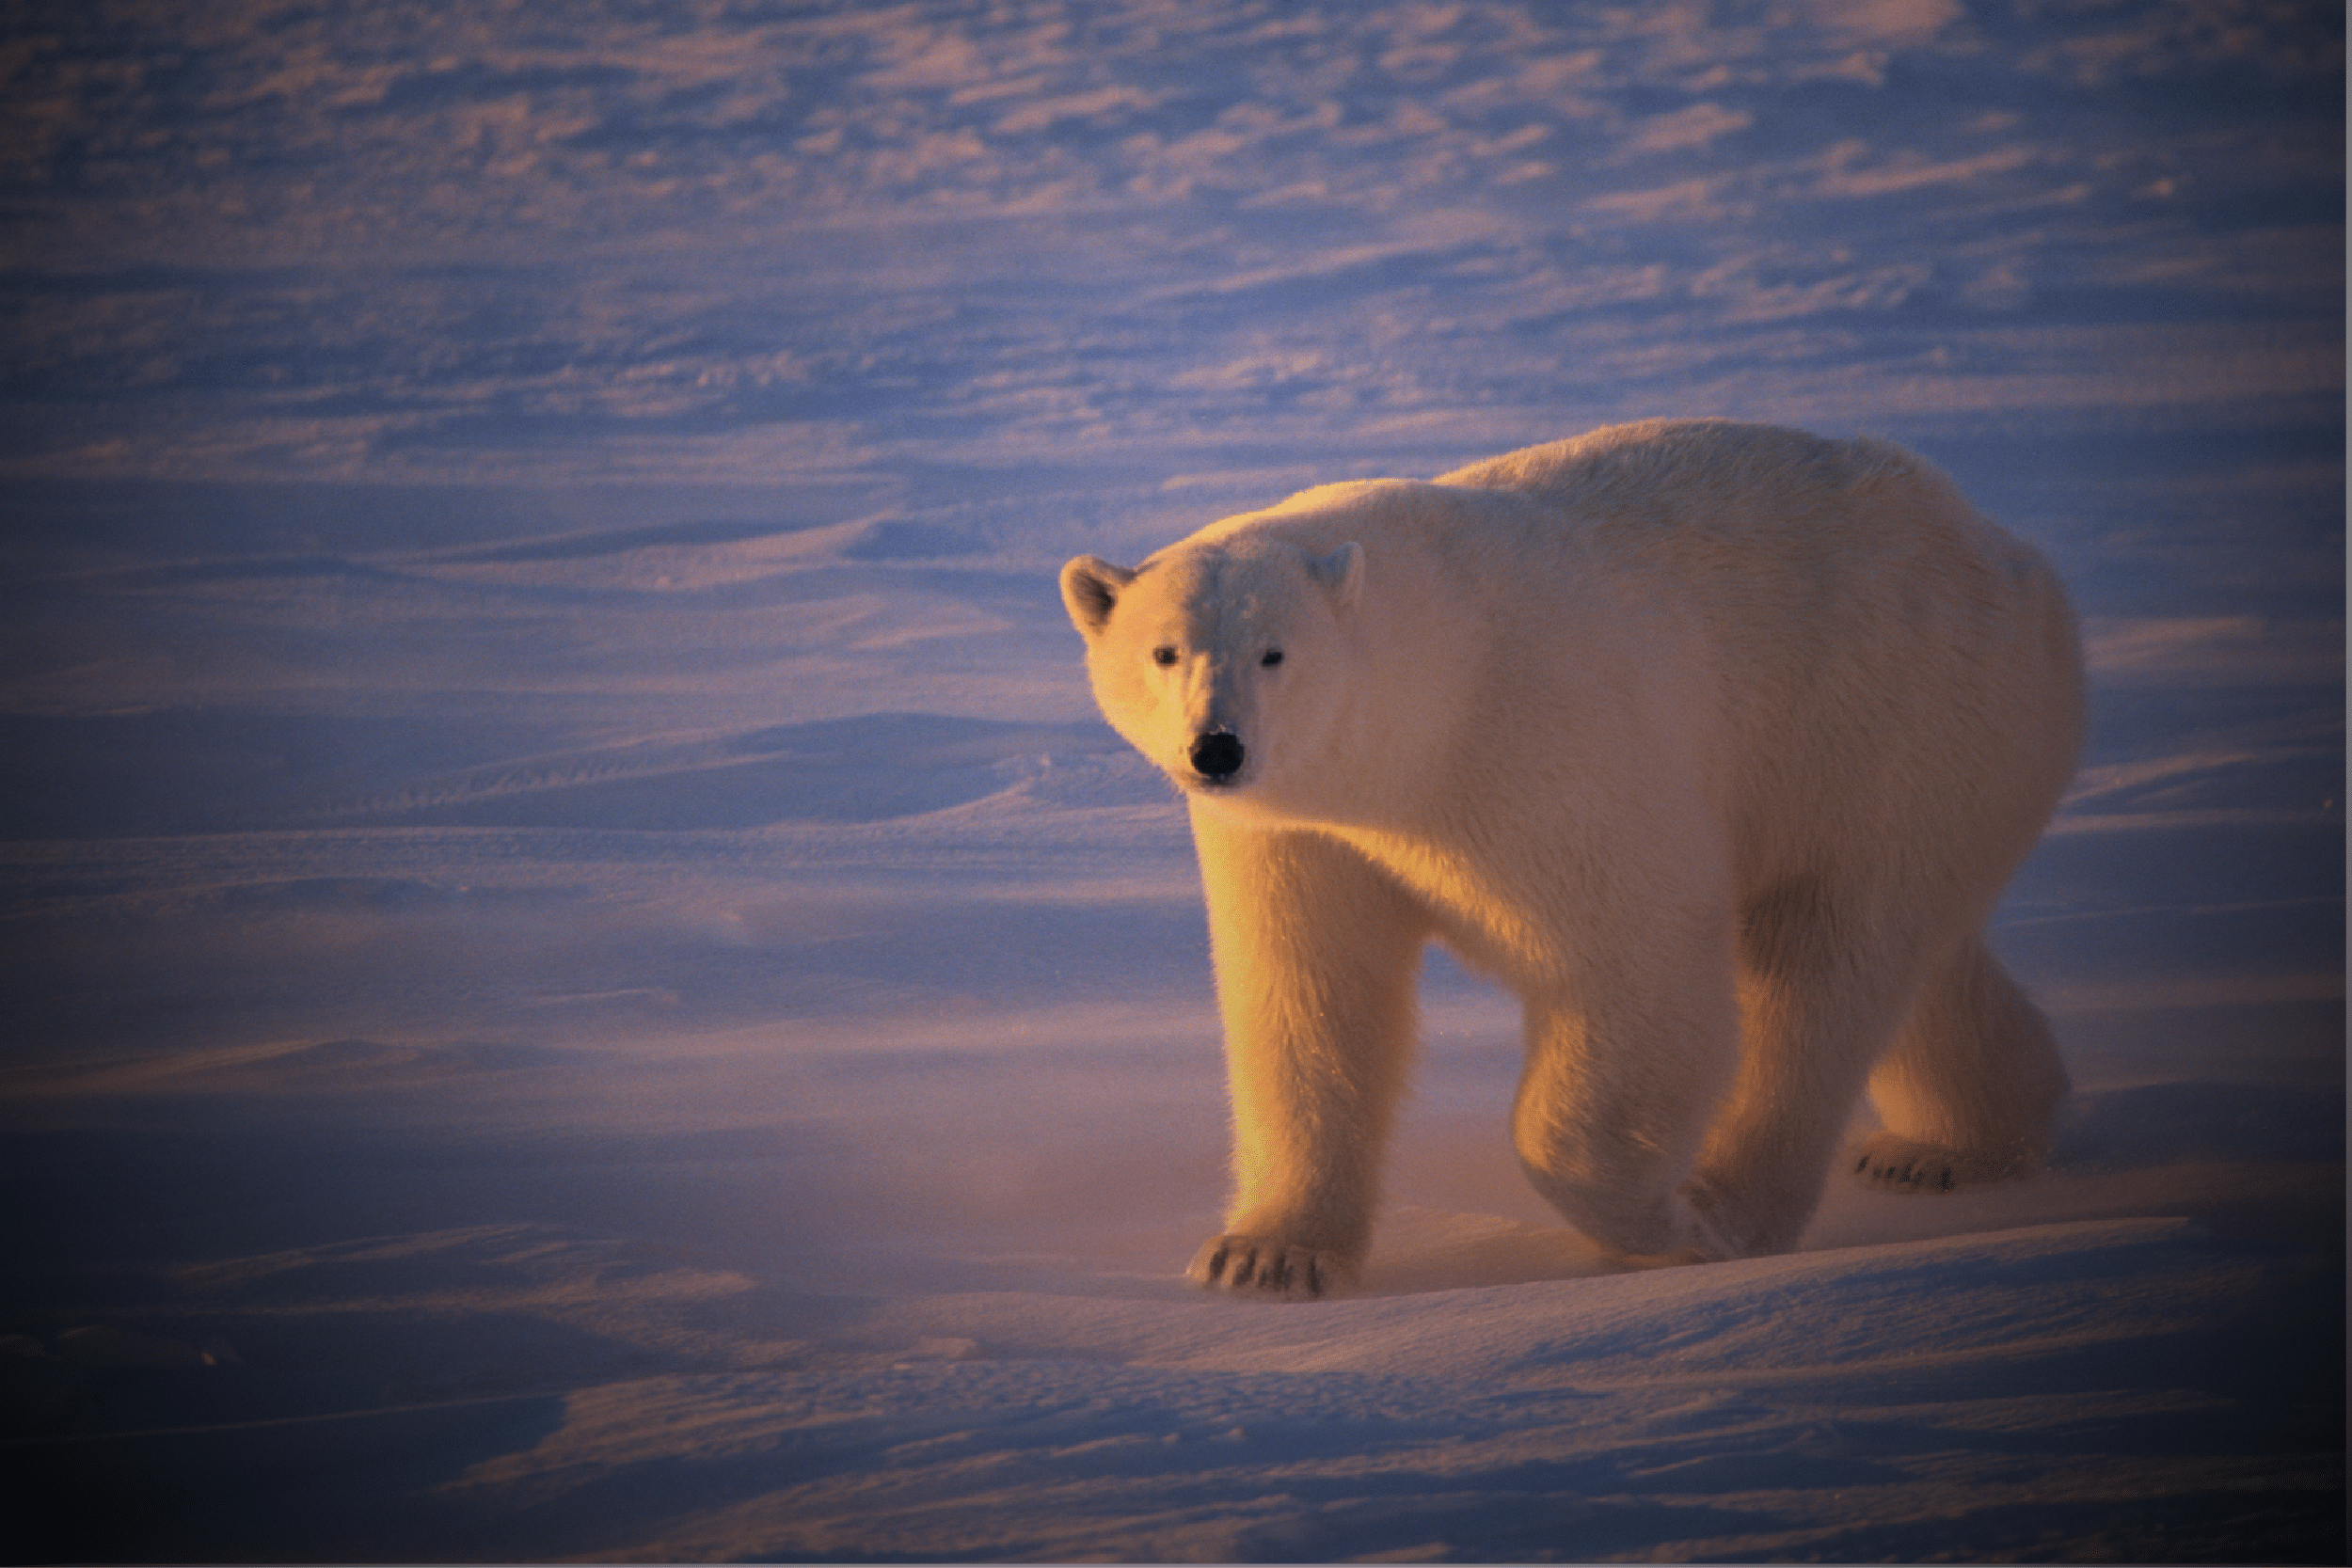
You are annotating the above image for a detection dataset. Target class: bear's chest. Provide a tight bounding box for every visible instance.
[1327,825,1565,984]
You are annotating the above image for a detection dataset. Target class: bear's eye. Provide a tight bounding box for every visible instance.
[1260,649,1284,668]
[1151,646,1178,667]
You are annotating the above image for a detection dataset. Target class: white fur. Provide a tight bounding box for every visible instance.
[1060,420,2082,1298]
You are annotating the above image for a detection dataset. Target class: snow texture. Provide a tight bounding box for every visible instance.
[0,1,2342,1561]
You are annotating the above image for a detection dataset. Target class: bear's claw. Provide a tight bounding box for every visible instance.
[1188,1234,1350,1300]
[1851,1131,2035,1192]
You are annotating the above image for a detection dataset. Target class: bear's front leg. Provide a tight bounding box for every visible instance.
[1186,810,1430,1299]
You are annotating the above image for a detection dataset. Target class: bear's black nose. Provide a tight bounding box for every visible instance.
[1189,731,1245,781]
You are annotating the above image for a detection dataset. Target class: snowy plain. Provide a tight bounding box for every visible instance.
[0,1,2344,1561]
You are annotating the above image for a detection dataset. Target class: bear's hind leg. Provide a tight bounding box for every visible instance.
[1683,881,1939,1256]
[1856,936,2069,1192]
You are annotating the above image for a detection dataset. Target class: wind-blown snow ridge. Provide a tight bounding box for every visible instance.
[16,1212,2335,1563]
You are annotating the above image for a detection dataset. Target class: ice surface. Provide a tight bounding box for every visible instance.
[1,2,2342,1562]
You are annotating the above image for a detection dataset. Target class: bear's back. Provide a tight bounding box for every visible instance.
[1437,419,1957,544]
[1432,418,2054,661]
[1432,419,2080,854]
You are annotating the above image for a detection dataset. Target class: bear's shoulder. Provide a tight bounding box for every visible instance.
[1194,477,1531,561]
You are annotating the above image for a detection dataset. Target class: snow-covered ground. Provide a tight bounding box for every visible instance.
[1,2,2342,1561]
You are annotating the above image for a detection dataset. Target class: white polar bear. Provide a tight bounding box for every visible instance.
[1060,420,2082,1298]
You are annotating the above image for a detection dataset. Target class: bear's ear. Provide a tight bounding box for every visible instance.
[1059,555,1136,637]
[1310,542,1363,608]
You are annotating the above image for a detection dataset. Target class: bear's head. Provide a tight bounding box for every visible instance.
[1060,534,1363,810]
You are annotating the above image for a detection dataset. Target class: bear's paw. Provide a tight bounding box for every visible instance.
[1187,1234,1353,1300]
[1851,1132,2035,1193]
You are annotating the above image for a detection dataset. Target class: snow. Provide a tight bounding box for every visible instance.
[1,1,2343,1562]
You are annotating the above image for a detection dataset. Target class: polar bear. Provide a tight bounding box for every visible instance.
[1060,420,2081,1298]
